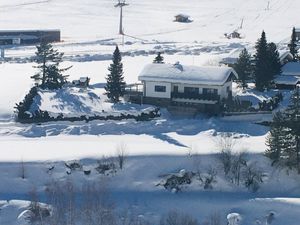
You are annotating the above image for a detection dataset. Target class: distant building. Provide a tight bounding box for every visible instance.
[174,14,192,23]
[278,50,293,65]
[72,77,90,88]
[0,30,61,46]
[221,49,293,67]
[225,31,241,39]
[274,62,300,89]
[295,28,300,41]
[127,62,238,114]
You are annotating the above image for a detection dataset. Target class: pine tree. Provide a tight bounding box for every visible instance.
[153,52,164,64]
[31,42,70,89]
[284,87,300,173]
[267,42,282,81]
[233,48,252,89]
[289,27,298,62]
[265,111,291,166]
[254,31,269,91]
[105,46,126,103]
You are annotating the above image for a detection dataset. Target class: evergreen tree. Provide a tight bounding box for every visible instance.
[153,52,164,64]
[266,88,300,173]
[105,46,126,103]
[284,87,300,173]
[289,27,298,62]
[265,111,292,166]
[254,32,281,90]
[31,42,70,89]
[254,31,269,91]
[233,48,252,89]
[267,42,282,80]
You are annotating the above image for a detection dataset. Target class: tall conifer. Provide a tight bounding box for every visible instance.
[105,46,126,103]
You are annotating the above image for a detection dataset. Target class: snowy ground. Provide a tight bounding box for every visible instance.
[1,155,300,225]
[1,0,300,224]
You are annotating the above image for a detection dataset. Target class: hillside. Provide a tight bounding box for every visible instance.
[0,0,298,43]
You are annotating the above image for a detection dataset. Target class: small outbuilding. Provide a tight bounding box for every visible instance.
[174,14,192,23]
[224,31,241,39]
[72,77,90,88]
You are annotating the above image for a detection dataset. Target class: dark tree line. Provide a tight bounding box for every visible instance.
[266,87,300,173]
[234,30,290,91]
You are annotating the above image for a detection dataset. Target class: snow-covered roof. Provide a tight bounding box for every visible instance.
[274,75,300,85]
[278,50,293,64]
[138,63,238,86]
[80,77,88,82]
[281,62,300,76]
[0,29,60,33]
[175,14,190,18]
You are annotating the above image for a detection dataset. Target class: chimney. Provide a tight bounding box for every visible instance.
[174,61,183,71]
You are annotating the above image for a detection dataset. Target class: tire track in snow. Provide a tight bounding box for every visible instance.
[0,0,52,9]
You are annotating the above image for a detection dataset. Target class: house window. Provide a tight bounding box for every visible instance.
[203,88,218,95]
[154,85,166,92]
[184,87,199,94]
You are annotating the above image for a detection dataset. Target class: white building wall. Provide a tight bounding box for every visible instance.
[144,81,171,99]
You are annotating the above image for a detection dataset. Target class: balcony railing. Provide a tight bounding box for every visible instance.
[171,92,220,101]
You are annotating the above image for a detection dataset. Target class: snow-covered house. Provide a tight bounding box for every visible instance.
[274,62,300,89]
[137,62,238,113]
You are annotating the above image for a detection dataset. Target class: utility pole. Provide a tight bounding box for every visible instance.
[266,1,270,10]
[239,18,244,29]
[115,0,129,45]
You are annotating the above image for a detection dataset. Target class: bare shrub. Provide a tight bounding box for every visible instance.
[96,156,117,175]
[230,151,247,186]
[243,163,264,192]
[28,187,50,225]
[116,142,127,170]
[216,133,249,186]
[81,180,116,225]
[160,210,199,225]
[119,208,150,225]
[45,179,76,225]
[203,168,217,190]
[219,149,233,176]
[216,133,236,176]
[192,154,202,181]
[202,211,223,225]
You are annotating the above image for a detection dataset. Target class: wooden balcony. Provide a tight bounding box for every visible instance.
[171,92,220,101]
